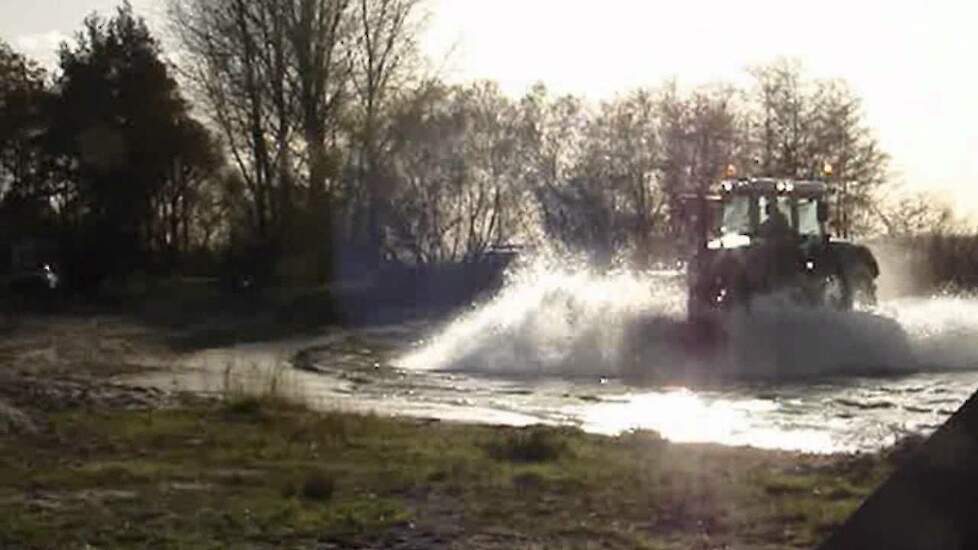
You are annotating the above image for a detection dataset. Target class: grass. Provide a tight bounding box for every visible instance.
[0,308,908,548]
[0,312,899,548]
[485,426,572,462]
[218,351,311,417]
[299,469,336,501]
[0,399,897,549]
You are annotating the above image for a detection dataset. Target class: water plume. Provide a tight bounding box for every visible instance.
[396,256,978,381]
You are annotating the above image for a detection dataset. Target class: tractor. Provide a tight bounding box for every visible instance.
[680,176,879,321]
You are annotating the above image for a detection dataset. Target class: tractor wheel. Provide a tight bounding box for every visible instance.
[716,263,750,313]
[846,263,878,309]
[686,262,748,321]
[822,270,849,310]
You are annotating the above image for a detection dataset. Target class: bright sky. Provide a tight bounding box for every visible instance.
[3,0,978,219]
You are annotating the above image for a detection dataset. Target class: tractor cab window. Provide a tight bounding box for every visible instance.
[758,196,792,225]
[796,198,823,237]
[720,194,752,235]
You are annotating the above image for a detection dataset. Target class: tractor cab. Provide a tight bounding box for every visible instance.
[681,176,879,320]
[710,178,830,247]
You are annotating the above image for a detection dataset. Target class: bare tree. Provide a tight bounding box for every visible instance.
[809,78,889,235]
[386,81,525,264]
[516,84,589,248]
[519,83,588,191]
[744,60,889,235]
[166,7,894,274]
[287,0,354,201]
[747,59,811,178]
[533,90,667,263]
[348,0,425,264]
[657,81,742,206]
[170,0,291,238]
[875,191,955,237]
[384,81,459,264]
[149,118,225,262]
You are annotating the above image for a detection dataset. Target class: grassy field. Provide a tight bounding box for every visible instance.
[0,391,900,550]
[0,314,906,549]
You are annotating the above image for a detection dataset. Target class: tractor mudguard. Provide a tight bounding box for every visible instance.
[826,242,880,279]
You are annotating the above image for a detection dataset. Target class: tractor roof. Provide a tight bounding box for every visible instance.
[719,178,828,198]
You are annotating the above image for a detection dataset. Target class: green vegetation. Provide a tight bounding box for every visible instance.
[0,395,895,549]
[0,316,903,548]
[485,426,573,463]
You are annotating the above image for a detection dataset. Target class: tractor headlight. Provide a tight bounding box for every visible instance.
[805,260,815,271]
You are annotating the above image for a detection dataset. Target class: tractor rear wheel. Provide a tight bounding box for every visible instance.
[822,271,848,310]
[846,263,878,308]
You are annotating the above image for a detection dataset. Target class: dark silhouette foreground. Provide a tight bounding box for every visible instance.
[821,388,978,549]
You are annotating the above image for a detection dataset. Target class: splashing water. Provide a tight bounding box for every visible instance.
[879,295,978,370]
[396,257,978,380]
[384,258,978,452]
[396,260,686,377]
[120,256,978,453]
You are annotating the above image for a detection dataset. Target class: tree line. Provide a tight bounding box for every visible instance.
[0,1,899,291]
[0,5,223,289]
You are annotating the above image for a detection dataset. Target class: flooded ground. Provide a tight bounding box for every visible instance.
[127,265,978,454]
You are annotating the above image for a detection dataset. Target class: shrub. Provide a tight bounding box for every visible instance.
[300,470,335,501]
[223,395,264,418]
[485,427,570,463]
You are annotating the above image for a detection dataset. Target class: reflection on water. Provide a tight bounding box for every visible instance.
[127,324,978,454]
[574,389,825,448]
[565,376,971,453]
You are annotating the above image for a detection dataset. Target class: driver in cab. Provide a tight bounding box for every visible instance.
[758,201,794,241]
[756,200,797,289]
